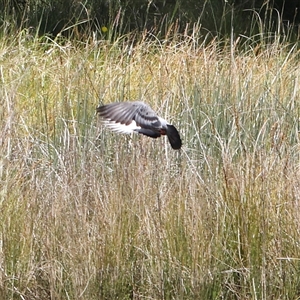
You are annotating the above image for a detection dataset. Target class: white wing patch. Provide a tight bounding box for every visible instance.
[103,120,141,134]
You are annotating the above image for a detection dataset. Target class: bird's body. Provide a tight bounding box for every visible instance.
[96,101,182,150]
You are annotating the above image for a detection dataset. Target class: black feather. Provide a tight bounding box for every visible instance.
[166,125,182,150]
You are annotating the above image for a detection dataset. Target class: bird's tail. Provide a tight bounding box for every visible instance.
[166,125,182,150]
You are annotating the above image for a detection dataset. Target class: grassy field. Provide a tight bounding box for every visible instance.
[0,29,300,299]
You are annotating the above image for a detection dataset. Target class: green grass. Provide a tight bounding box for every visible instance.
[1,28,300,299]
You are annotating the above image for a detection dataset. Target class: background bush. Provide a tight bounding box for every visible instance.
[1,0,300,40]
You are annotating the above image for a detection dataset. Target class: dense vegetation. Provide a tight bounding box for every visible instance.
[1,0,300,299]
[1,0,300,39]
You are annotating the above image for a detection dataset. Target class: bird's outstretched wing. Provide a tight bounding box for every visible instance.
[97,101,182,149]
[97,101,162,132]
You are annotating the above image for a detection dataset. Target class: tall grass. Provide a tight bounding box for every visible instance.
[0,27,300,299]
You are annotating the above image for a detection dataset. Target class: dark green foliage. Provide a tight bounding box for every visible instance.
[0,0,299,41]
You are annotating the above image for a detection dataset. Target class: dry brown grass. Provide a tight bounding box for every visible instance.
[0,30,300,299]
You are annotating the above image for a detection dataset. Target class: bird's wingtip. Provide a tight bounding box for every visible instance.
[167,125,182,150]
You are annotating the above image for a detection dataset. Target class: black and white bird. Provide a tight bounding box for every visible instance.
[96,101,182,150]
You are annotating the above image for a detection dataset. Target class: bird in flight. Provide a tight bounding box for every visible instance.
[96,101,182,150]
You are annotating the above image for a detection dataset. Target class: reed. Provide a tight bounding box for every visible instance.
[0,27,300,299]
